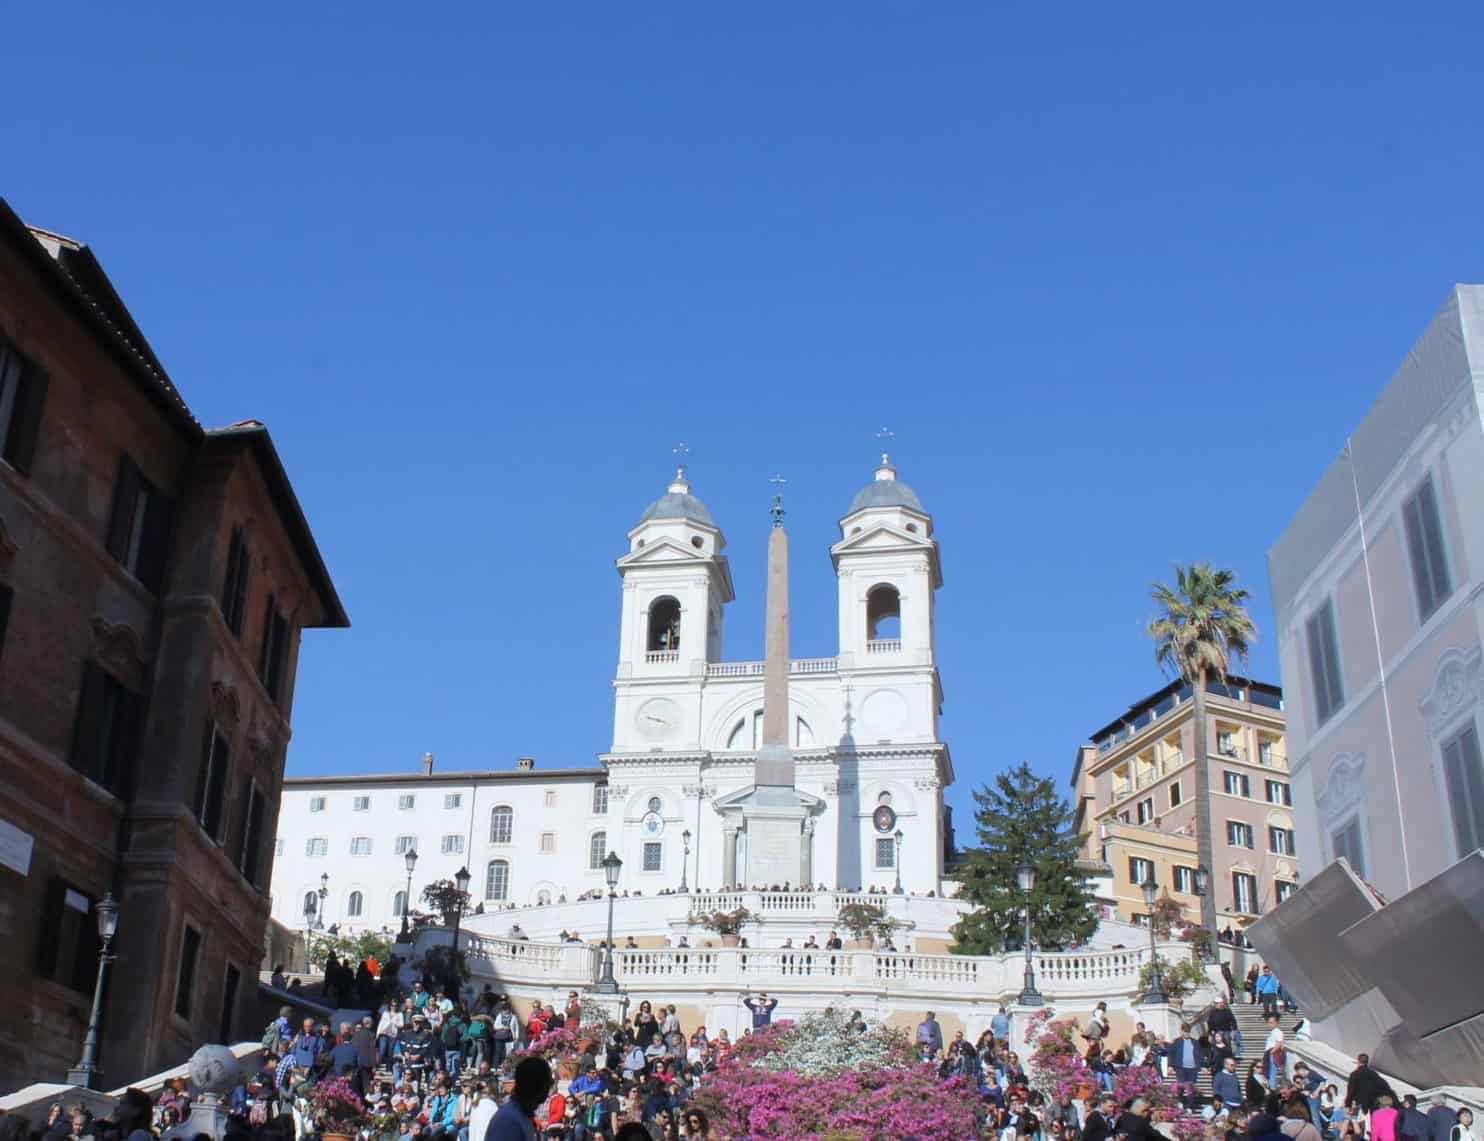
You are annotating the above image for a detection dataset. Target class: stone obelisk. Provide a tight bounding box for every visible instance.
[742,483,807,887]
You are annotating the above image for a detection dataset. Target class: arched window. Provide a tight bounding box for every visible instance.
[536,889,552,906]
[866,584,901,640]
[347,891,363,918]
[490,805,513,844]
[302,890,318,917]
[647,597,681,652]
[589,831,607,870]
[392,890,407,918]
[485,859,510,901]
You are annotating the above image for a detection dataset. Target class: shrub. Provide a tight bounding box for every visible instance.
[695,906,755,935]
[836,902,898,942]
[1137,955,1208,1001]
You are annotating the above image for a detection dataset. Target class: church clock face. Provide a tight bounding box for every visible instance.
[873,804,897,833]
[636,697,682,740]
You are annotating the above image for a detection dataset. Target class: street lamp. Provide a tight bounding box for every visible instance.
[1141,876,1168,1005]
[893,829,905,894]
[680,830,692,894]
[1193,864,1215,962]
[596,851,623,993]
[1016,862,1043,1006]
[448,865,472,997]
[66,892,119,1088]
[400,848,419,938]
[302,893,318,975]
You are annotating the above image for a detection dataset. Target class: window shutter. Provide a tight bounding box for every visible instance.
[1443,726,1484,856]
[194,720,216,822]
[35,877,65,977]
[135,490,175,595]
[4,362,48,474]
[105,457,142,561]
[106,684,147,801]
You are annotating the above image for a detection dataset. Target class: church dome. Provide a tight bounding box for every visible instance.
[639,470,715,526]
[847,457,925,515]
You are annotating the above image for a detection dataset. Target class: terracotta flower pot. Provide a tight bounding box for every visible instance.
[721,933,741,947]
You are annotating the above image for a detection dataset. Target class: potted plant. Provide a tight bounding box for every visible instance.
[308,1076,366,1141]
[695,906,755,946]
[836,902,897,948]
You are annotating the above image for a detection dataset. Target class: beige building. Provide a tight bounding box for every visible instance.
[1074,677,1296,931]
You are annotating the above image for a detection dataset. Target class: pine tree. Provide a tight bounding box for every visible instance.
[950,762,1097,954]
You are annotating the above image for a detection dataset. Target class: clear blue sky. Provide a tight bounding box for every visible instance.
[6,6,1480,839]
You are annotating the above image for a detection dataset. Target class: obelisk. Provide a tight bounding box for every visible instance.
[742,480,807,886]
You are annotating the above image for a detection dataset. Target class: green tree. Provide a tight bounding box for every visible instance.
[1148,563,1256,950]
[310,929,395,971]
[950,762,1096,954]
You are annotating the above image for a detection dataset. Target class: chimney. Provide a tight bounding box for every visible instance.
[516,756,535,771]
[422,752,434,775]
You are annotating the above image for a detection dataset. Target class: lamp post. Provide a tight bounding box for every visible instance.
[66,892,119,1088]
[1016,862,1043,1006]
[680,830,691,893]
[893,829,905,894]
[448,865,471,997]
[1194,864,1215,962]
[400,848,419,938]
[302,894,317,975]
[596,851,623,993]
[1141,876,1168,1004]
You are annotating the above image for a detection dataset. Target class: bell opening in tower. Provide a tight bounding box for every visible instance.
[647,596,681,652]
[866,584,901,640]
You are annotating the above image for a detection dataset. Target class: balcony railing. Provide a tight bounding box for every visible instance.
[705,657,839,678]
[866,638,901,654]
[646,651,679,664]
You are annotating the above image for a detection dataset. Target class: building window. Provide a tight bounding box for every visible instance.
[592,785,609,815]
[1258,739,1276,766]
[1223,771,1250,798]
[1232,872,1259,915]
[1276,880,1296,904]
[35,879,99,993]
[642,842,663,871]
[1331,815,1366,877]
[0,336,48,475]
[1128,856,1155,887]
[485,860,509,901]
[353,796,370,812]
[589,831,607,870]
[394,835,417,855]
[105,456,174,594]
[1403,475,1452,622]
[347,891,363,917]
[647,796,661,814]
[239,780,267,887]
[69,661,146,800]
[275,838,285,857]
[545,790,558,809]
[1172,866,1195,894]
[1268,826,1295,856]
[1168,782,1182,808]
[258,595,291,703]
[1306,599,1345,726]
[221,527,251,638]
[398,794,416,811]
[306,837,328,857]
[1226,821,1254,849]
[490,806,513,844]
[309,797,326,813]
[175,925,202,1019]
[866,584,902,641]
[444,793,462,810]
[219,963,241,1046]
[1135,798,1154,825]
[193,725,230,843]
[393,890,408,917]
[540,832,555,853]
[647,596,682,652]
[1216,730,1237,757]
[1265,780,1291,806]
[1440,721,1484,858]
[350,836,372,856]
[875,837,896,868]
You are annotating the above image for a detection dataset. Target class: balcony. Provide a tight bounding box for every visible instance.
[705,657,838,678]
[866,638,901,655]
[645,651,679,664]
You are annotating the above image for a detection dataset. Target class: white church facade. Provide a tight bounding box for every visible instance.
[269,458,956,940]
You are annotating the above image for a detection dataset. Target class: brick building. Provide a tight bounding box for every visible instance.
[0,198,347,1090]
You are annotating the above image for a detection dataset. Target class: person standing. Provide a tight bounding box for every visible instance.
[742,992,777,1028]
[1256,966,1282,1018]
[1209,997,1242,1055]
[991,1005,1011,1046]
[1449,1109,1477,1141]
[486,1058,552,1141]
[1345,1054,1395,1114]
[1372,1097,1401,1141]
[1213,1058,1243,1113]
[1170,1025,1203,1097]
[1427,1100,1459,1141]
[916,1010,944,1057]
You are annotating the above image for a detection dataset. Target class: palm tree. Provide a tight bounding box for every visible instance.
[1148,562,1257,955]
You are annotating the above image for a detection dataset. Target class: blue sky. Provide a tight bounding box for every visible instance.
[6,6,1480,840]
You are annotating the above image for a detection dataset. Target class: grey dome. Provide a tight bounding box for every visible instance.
[848,478,924,515]
[639,490,715,526]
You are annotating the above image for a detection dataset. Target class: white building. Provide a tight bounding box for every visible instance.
[270,458,954,940]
